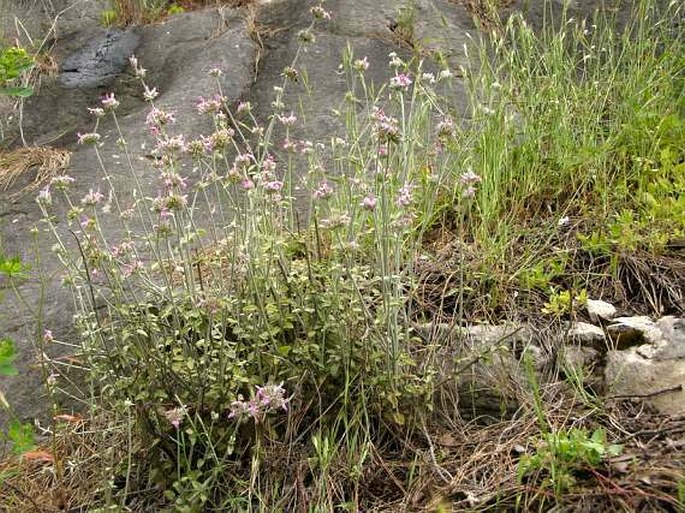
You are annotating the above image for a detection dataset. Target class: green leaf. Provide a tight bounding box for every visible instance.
[0,86,33,98]
[0,339,18,376]
[8,420,35,454]
[0,363,18,376]
[0,255,28,278]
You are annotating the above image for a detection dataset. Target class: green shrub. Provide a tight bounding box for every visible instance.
[99,9,119,27]
[32,0,685,508]
[518,428,623,496]
[39,8,450,507]
[0,46,34,98]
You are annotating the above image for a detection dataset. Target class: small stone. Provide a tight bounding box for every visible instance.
[568,322,605,347]
[513,444,526,454]
[586,299,617,322]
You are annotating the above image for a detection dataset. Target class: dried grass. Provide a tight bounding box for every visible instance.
[0,146,70,201]
[0,417,116,512]
[1,384,683,511]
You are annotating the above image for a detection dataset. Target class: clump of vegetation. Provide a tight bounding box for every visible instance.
[100,1,188,26]
[0,46,34,98]
[0,254,38,460]
[1,0,684,510]
[541,288,588,317]
[100,0,248,26]
[518,427,624,497]
[417,0,685,318]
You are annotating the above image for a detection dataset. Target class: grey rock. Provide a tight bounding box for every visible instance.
[412,321,458,342]
[414,321,549,415]
[465,322,534,347]
[605,348,685,415]
[560,345,600,372]
[604,316,685,415]
[5,0,646,425]
[586,298,617,322]
[653,317,685,360]
[1,4,255,422]
[459,323,550,413]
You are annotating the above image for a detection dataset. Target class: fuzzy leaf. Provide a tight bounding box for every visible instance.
[0,86,33,97]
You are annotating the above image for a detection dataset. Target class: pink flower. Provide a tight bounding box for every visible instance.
[298,140,314,154]
[77,132,101,145]
[209,128,234,150]
[122,260,144,277]
[227,165,241,181]
[236,101,251,115]
[43,329,54,344]
[159,207,172,220]
[163,193,188,211]
[459,168,481,198]
[51,175,75,190]
[241,177,255,190]
[196,95,225,115]
[372,108,399,142]
[129,55,146,77]
[145,108,176,130]
[462,185,477,198]
[360,194,377,210]
[81,189,104,206]
[80,216,95,230]
[160,171,188,190]
[228,398,249,419]
[101,93,119,110]
[143,85,158,102]
[459,169,482,185]
[234,153,254,167]
[282,138,296,152]
[321,213,351,229]
[310,5,332,20]
[390,73,412,90]
[36,186,52,206]
[164,405,187,429]
[229,384,289,422]
[313,181,334,200]
[261,154,277,175]
[155,134,187,154]
[264,180,283,192]
[353,57,369,71]
[436,117,456,138]
[277,112,298,126]
[396,183,414,207]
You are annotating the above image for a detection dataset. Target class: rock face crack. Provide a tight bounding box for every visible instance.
[58,29,140,89]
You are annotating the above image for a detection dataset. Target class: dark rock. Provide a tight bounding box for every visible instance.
[58,29,140,88]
